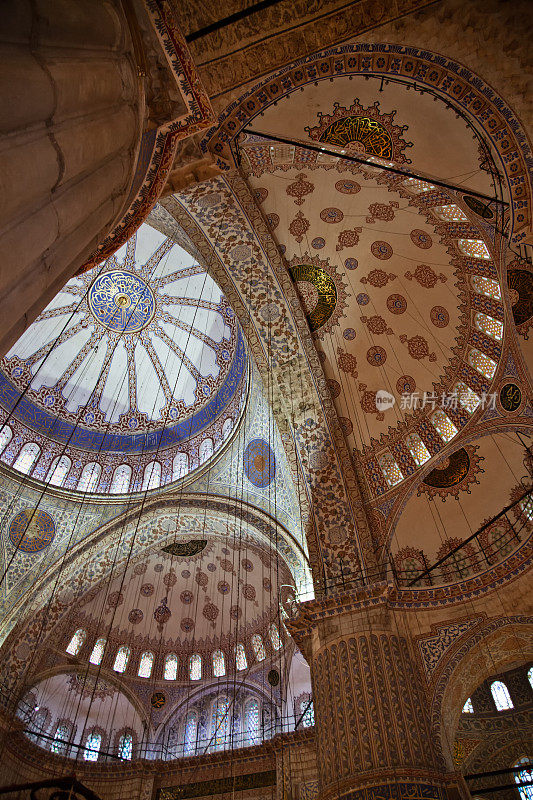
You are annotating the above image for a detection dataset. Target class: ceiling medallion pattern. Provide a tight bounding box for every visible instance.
[418,446,485,500]
[305,99,412,162]
[244,439,276,488]
[8,509,55,554]
[288,254,348,338]
[88,271,155,333]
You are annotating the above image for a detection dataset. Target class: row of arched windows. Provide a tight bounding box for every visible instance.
[463,670,533,714]
[67,626,282,679]
[33,714,134,761]
[0,423,234,493]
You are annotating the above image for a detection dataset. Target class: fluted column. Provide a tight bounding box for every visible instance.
[0,0,144,355]
[287,588,469,800]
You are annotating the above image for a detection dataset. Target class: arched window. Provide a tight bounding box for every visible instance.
[50,722,71,756]
[28,707,50,742]
[468,347,497,379]
[83,731,102,761]
[462,698,474,713]
[521,497,533,521]
[13,442,40,475]
[113,646,130,673]
[471,274,501,300]
[300,697,315,728]
[528,667,533,690]
[45,455,71,487]
[269,624,282,651]
[213,650,225,677]
[433,204,468,221]
[138,651,154,678]
[244,698,261,746]
[89,638,106,666]
[454,381,480,414]
[189,654,202,681]
[0,425,12,456]
[66,628,86,656]
[183,711,198,756]
[78,462,101,493]
[142,461,161,491]
[251,635,266,662]
[117,732,133,761]
[474,311,503,341]
[212,696,230,750]
[378,451,404,487]
[110,464,132,494]
[199,439,213,465]
[235,643,247,671]
[431,410,458,443]
[513,757,533,800]
[458,239,491,260]
[222,418,232,440]
[172,452,189,481]
[405,432,431,466]
[164,653,178,681]
[403,178,435,193]
[491,680,514,711]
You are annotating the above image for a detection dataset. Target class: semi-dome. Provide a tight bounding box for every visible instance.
[0,225,247,493]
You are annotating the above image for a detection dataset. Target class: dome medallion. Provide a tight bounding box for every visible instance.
[88,271,156,333]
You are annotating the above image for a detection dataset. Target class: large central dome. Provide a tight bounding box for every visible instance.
[0,225,247,492]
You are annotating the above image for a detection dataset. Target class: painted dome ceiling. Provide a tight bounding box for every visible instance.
[0,224,247,490]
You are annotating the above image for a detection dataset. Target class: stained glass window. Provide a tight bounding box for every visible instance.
[66,628,86,656]
[78,462,101,492]
[189,654,202,681]
[431,411,458,443]
[50,723,70,755]
[433,205,468,221]
[474,312,503,341]
[269,624,282,650]
[403,178,436,193]
[529,667,533,690]
[13,443,40,475]
[89,638,106,666]
[235,643,247,671]
[199,439,213,465]
[113,646,130,673]
[110,464,132,494]
[405,432,431,466]
[462,698,474,714]
[172,453,189,481]
[83,731,102,761]
[222,418,232,440]
[244,698,260,745]
[183,711,198,756]
[138,651,154,678]
[251,635,266,662]
[468,348,497,379]
[491,680,513,710]
[28,708,49,741]
[0,425,12,455]
[117,732,133,761]
[378,452,404,487]
[212,697,230,750]
[471,274,501,300]
[212,650,225,677]
[142,461,161,490]
[454,381,481,414]
[300,698,315,728]
[164,653,178,681]
[521,496,533,521]
[513,757,533,800]
[45,455,71,487]
[458,239,491,260]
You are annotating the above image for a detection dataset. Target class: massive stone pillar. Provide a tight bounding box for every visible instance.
[0,0,144,355]
[287,587,469,800]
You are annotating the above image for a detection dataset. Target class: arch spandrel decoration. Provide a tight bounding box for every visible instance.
[203,44,532,247]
